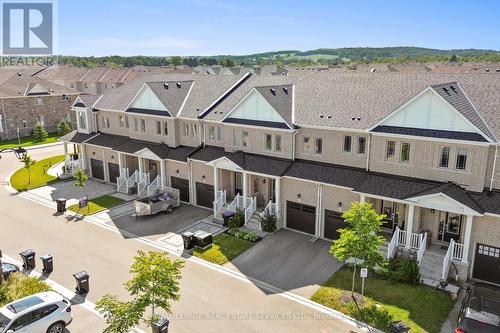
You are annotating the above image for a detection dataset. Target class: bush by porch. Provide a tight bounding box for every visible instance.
[10,155,65,191]
[311,269,454,333]
[67,194,125,216]
[192,233,255,265]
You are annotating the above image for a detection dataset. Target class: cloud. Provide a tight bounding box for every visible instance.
[64,36,202,56]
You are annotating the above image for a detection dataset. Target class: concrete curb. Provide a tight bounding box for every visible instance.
[25,141,63,150]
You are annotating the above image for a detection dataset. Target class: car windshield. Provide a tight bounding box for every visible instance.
[0,312,10,328]
[6,296,43,314]
[2,263,17,271]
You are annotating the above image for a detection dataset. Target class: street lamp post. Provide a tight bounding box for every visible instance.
[0,147,27,160]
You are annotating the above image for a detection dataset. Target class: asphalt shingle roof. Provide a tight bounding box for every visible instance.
[372,126,488,142]
[58,130,98,144]
[146,81,194,116]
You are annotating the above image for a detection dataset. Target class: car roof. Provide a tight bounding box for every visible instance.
[2,292,63,316]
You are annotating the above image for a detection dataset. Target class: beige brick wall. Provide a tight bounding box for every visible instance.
[178,119,201,147]
[166,160,188,180]
[470,215,500,267]
[369,135,489,192]
[321,185,360,213]
[295,128,367,169]
[484,145,500,190]
[191,160,214,184]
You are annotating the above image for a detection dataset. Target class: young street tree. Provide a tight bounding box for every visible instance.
[96,250,184,333]
[32,122,48,142]
[57,119,71,136]
[330,202,386,295]
[21,155,36,185]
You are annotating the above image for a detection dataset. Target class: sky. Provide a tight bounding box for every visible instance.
[58,0,500,56]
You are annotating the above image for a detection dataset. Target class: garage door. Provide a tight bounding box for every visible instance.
[196,183,214,208]
[473,244,500,285]
[90,159,104,180]
[108,163,119,184]
[324,210,345,240]
[171,177,190,203]
[286,201,316,235]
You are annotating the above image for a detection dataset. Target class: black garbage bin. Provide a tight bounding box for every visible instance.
[40,255,53,273]
[151,316,169,333]
[389,321,410,333]
[182,232,194,250]
[73,271,89,294]
[222,210,236,227]
[19,249,36,270]
[56,198,67,213]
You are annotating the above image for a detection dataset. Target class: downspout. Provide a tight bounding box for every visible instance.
[188,159,194,205]
[365,133,372,172]
[292,128,300,161]
[315,182,323,237]
[200,120,206,147]
[490,144,498,191]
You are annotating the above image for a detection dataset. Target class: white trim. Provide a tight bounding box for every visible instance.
[405,192,482,216]
[124,83,147,111]
[205,156,243,171]
[177,80,195,117]
[291,84,296,124]
[216,121,293,132]
[371,131,492,146]
[351,191,410,205]
[134,147,162,161]
[283,175,354,191]
[297,124,369,133]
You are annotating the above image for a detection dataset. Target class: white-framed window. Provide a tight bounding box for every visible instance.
[456,149,468,170]
[37,115,44,125]
[183,123,189,136]
[439,147,450,168]
[401,142,410,163]
[386,140,396,159]
[357,137,366,155]
[134,118,139,132]
[275,135,282,152]
[124,115,129,128]
[102,116,110,129]
[140,119,146,133]
[78,111,87,130]
[242,131,248,147]
[209,126,216,140]
[191,124,197,137]
[119,115,125,128]
[343,135,352,153]
[163,121,168,136]
[315,138,323,155]
[265,134,272,151]
[156,120,161,135]
[233,129,241,146]
[36,98,43,105]
[217,126,224,141]
[303,136,311,153]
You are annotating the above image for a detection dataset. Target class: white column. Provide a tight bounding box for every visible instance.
[160,161,166,188]
[359,194,366,203]
[118,152,123,170]
[80,145,86,170]
[242,172,248,203]
[138,157,144,175]
[462,215,473,263]
[405,204,415,250]
[102,150,109,182]
[275,177,281,219]
[213,167,219,199]
[63,142,68,159]
[315,183,323,237]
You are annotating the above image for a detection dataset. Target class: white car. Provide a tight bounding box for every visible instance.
[0,291,72,333]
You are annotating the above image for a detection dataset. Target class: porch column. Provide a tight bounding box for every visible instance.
[118,152,123,171]
[63,142,68,159]
[275,177,281,219]
[405,204,415,250]
[80,145,86,170]
[213,166,219,199]
[160,161,166,188]
[138,156,144,175]
[359,194,366,203]
[102,150,109,182]
[462,215,473,263]
[242,171,248,202]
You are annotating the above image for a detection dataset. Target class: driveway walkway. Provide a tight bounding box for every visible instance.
[226,229,343,297]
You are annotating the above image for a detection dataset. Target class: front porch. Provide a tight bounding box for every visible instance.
[365,194,476,283]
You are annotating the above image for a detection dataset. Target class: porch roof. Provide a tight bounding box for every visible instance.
[59,130,98,144]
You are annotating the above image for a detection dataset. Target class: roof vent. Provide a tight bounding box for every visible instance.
[327,115,331,119]
[17,72,22,76]
[320,114,324,118]
[176,82,181,88]
[496,69,500,72]
[485,68,490,72]
[270,88,276,95]
[442,87,450,95]
[351,117,355,121]
[163,83,169,89]
[206,71,210,74]
[282,87,288,94]
[450,86,457,94]
[370,68,376,72]
[357,117,361,121]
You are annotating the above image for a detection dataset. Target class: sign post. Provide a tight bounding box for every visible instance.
[360,267,368,297]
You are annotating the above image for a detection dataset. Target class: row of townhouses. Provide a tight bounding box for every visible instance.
[60,71,500,286]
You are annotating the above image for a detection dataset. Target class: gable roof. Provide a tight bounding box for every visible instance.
[254,85,293,127]
[0,72,77,97]
[145,81,194,116]
[76,94,102,108]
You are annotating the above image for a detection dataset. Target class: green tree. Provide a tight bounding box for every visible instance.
[96,251,184,333]
[57,119,71,136]
[32,122,48,142]
[450,54,458,62]
[330,202,385,295]
[170,56,182,66]
[74,169,88,213]
[20,154,36,185]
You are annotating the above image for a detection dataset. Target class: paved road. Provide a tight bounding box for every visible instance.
[0,144,369,333]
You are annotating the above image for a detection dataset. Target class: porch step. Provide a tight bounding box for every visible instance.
[419,253,444,281]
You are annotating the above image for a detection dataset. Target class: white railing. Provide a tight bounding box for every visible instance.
[227,194,239,213]
[417,232,427,266]
[397,229,407,247]
[410,232,421,250]
[244,197,257,225]
[138,171,150,185]
[387,226,400,259]
[138,181,148,198]
[260,200,277,219]
[442,239,455,280]
[147,176,162,197]
[65,158,83,175]
[213,190,226,217]
[227,193,252,213]
[117,168,129,193]
[452,241,465,261]
[127,170,139,185]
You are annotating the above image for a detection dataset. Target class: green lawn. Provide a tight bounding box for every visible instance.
[192,233,255,265]
[311,270,454,333]
[67,195,125,216]
[10,155,65,191]
[0,132,60,150]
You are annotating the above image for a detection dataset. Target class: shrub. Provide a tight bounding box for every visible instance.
[228,210,244,229]
[226,228,258,242]
[347,304,393,331]
[0,272,52,306]
[32,122,48,142]
[260,213,277,233]
[380,258,420,285]
[57,119,71,135]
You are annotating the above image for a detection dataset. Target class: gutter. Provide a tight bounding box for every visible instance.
[490,144,498,191]
[366,133,372,172]
[292,127,300,161]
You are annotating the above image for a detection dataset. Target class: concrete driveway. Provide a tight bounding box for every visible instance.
[226,229,343,297]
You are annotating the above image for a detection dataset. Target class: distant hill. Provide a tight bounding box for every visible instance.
[58,47,500,68]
